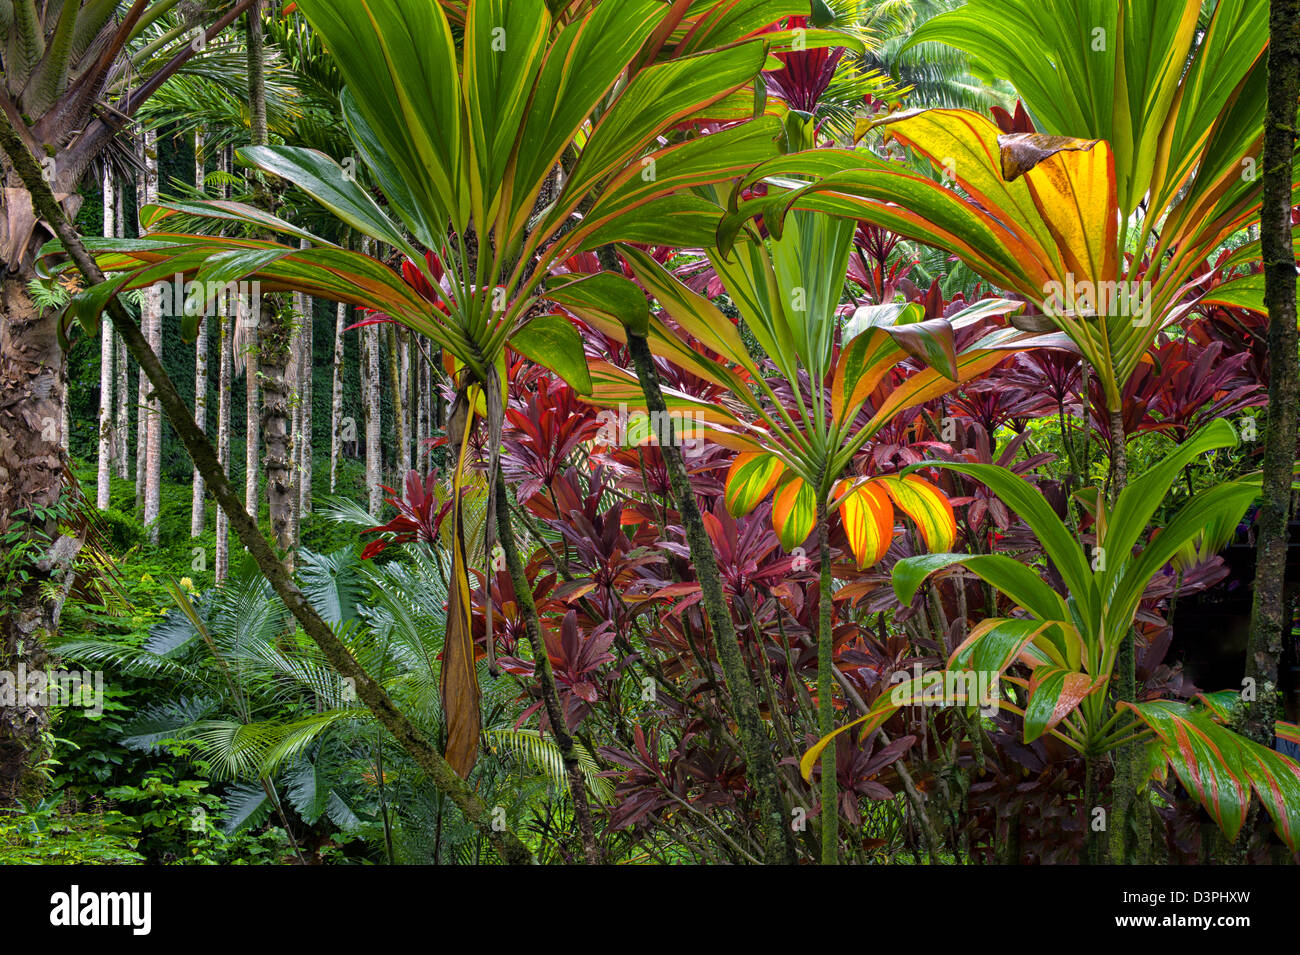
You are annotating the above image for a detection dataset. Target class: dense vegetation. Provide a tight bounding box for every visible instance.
[1,0,1298,867]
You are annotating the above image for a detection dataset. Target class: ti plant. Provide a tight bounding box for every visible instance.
[551,207,1033,863]
[720,0,1295,434]
[44,0,816,779]
[801,418,1300,858]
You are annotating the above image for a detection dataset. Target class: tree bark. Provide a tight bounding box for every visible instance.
[216,306,233,583]
[97,167,116,511]
[139,128,162,544]
[626,331,796,864]
[114,180,129,481]
[0,276,62,804]
[1242,0,1300,747]
[387,324,406,478]
[330,301,345,493]
[362,238,383,515]
[191,131,208,538]
[299,294,313,525]
[288,292,303,549]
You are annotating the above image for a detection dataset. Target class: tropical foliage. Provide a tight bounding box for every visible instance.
[3,0,1299,873]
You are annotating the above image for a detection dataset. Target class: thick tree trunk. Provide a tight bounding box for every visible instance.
[0,275,62,804]
[626,331,796,864]
[330,301,345,493]
[1242,0,1300,747]
[97,167,116,511]
[191,132,208,538]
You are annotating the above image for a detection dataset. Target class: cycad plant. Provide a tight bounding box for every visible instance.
[551,206,1034,862]
[801,419,1300,860]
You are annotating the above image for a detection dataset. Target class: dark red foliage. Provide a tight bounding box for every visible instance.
[359,469,450,560]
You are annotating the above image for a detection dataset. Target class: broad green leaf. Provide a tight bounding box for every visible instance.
[508,314,592,395]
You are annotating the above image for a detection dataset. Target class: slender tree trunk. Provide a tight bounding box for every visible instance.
[114,180,129,480]
[366,320,382,515]
[191,132,208,538]
[216,306,233,583]
[1243,0,1300,747]
[140,128,162,544]
[1106,404,1144,862]
[362,238,382,514]
[1,123,534,860]
[416,343,428,468]
[401,330,412,474]
[288,293,303,549]
[245,0,293,555]
[626,331,796,864]
[816,497,838,864]
[387,324,406,477]
[495,474,600,863]
[330,301,345,493]
[299,294,313,524]
[97,167,116,511]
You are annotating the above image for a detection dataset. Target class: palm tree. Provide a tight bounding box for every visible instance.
[0,0,253,802]
[97,167,117,511]
[191,131,210,539]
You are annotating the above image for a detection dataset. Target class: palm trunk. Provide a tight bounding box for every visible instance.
[387,325,406,477]
[216,306,233,583]
[401,330,412,474]
[246,0,293,556]
[626,331,796,864]
[288,298,302,549]
[330,301,345,493]
[299,294,313,524]
[97,167,116,511]
[1242,0,1300,747]
[366,321,382,515]
[815,497,838,864]
[140,128,162,544]
[0,274,62,804]
[114,181,129,481]
[191,132,208,538]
